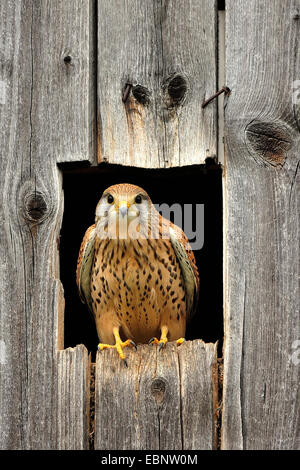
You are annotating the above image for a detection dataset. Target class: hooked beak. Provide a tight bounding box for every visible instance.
[118,200,129,218]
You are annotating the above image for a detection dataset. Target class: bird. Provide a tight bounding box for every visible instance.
[76,183,199,366]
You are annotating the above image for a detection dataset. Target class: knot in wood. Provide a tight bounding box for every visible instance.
[165,74,188,108]
[168,75,187,104]
[151,378,166,405]
[24,192,48,223]
[245,120,292,168]
[162,74,188,116]
[132,85,150,106]
[63,55,72,64]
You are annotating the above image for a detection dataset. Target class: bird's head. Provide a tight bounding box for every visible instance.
[95,183,154,240]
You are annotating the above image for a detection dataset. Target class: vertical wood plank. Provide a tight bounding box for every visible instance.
[97,0,217,168]
[0,1,94,449]
[57,345,90,450]
[34,0,96,165]
[94,340,218,450]
[178,341,218,450]
[222,0,300,450]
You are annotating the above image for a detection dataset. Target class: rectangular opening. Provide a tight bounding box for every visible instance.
[59,163,223,360]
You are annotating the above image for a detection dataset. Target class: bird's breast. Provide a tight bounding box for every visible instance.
[91,237,186,343]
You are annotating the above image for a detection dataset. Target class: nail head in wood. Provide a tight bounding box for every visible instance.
[202,86,231,108]
[122,83,132,103]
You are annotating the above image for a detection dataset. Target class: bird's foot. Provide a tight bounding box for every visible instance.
[149,325,186,351]
[176,337,186,346]
[98,328,137,367]
[148,325,169,351]
[149,336,186,350]
[148,336,168,351]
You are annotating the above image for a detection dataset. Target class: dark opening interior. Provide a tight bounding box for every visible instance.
[60,163,223,360]
[218,0,225,10]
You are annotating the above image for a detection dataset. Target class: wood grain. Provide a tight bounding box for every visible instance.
[38,0,96,165]
[94,340,218,450]
[0,1,95,448]
[97,0,217,167]
[2,0,298,452]
[57,345,90,450]
[222,0,300,450]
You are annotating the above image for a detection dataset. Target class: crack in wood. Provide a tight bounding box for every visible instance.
[216,357,223,449]
[29,1,34,177]
[176,347,184,450]
[88,362,96,450]
[92,341,218,450]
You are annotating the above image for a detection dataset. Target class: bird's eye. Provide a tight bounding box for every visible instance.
[135,195,142,204]
[107,194,114,204]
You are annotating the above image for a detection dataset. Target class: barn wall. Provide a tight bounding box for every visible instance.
[0,0,299,451]
[222,0,300,450]
[0,0,95,449]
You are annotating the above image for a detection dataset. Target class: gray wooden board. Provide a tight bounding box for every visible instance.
[97,0,217,167]
[0,1,95,448]
[222,0,300,450]
[94,340,218,450]
[57,345,90,450]
[33,0,96,165]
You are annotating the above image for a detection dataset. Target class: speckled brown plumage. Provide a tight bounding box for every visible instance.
[76,183,199,363]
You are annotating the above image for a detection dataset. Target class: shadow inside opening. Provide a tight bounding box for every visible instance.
[60,163,223,361]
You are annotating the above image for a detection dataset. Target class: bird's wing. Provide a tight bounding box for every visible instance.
[76,224,96,314]
[168,223,200,321]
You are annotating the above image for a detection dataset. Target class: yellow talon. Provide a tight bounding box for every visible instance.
[98,327,137,366]
[149,325,169,350]
[176,337,185,346]
[149,328,186,350]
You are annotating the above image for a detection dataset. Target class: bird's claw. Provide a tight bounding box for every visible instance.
[149,336,186,350]
[148,337,167,351]
[148,337,157,345]
[130,339,137,351]
[97,336,137,366]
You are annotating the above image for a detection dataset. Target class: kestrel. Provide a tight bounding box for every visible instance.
[76,183,199,365]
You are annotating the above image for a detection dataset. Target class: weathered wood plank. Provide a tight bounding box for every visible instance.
[94,340,218,450]
[97,0,217,167]
[57,345,90,450]
[178,341,219,450]
[0,1,94,449]
[222,0,300,450]
[37,0,96,164]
